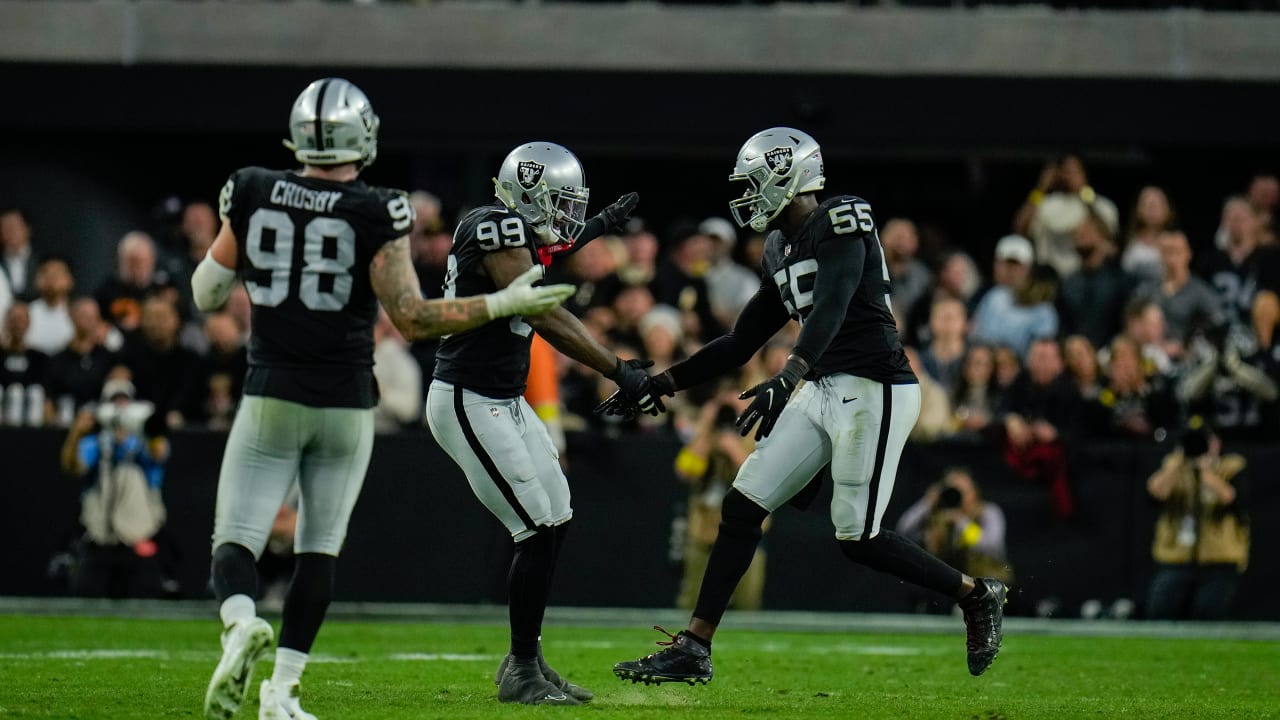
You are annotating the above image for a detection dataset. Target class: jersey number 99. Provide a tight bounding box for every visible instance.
[244,208,356,311]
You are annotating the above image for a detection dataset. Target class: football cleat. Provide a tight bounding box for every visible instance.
[613,626,713,686]
[497,657,581,705]
[495,650,593,702]
[259,679,317,720]
[959,578,1009,676]
[204,617,273,720]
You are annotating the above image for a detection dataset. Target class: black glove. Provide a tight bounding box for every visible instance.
[735,356,808,441]
[595,370,675,418]
[602,358,667,418]
[596,192,639,233]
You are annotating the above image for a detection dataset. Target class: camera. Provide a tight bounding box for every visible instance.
[935,486,963,510]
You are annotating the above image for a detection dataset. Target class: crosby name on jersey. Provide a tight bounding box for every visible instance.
[220,166,413,409]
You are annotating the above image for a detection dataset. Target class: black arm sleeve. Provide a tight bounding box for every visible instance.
[666,278,790,391]
[790,235,865,367]
[547,214,611,258]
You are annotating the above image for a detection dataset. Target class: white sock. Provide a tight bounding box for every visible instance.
[272,648,309,689]
[219,594,256,628]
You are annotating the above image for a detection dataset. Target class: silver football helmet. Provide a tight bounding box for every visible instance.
[282,78,380,168]
[494,142,590,246]
[728,127,825,231]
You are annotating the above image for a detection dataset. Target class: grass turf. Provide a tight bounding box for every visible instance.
[0,615,1276,719]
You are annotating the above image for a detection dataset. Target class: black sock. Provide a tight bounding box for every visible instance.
[278,553,336,653]
[211,543,258,602]
[961,580,989,604]
[682,630,711,650]
[508,529,556,660]
[839,530,964,598]
[692,490,769,627]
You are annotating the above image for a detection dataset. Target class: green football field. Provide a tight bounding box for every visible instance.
[0,613,1277,720]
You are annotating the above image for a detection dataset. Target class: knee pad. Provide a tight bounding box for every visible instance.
[719,490,769,539]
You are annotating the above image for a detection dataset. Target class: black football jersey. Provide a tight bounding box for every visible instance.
[220,166,413,408]
[762,195,915,384]
[434,204,543,398]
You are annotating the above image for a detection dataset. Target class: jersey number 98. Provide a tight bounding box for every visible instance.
[244,208,355,311]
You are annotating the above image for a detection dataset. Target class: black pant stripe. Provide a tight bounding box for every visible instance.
[453,389,536,532]
[863,383,893,539]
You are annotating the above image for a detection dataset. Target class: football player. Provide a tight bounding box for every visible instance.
[196,79,574,720]
[425,141,658,705]
[604,128,1008,685]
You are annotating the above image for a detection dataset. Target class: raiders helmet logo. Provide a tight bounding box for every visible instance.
[517,161,546,190]
[764,147,794,175]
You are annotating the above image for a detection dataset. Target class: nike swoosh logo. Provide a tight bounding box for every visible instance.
[842,397,858,404]
[765,388,775,408]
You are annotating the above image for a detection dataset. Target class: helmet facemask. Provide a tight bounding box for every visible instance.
[729,166,792,232]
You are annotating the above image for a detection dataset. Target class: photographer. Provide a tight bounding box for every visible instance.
[897,468,1012,591]
[1146,420,1249,620]
[1014,154,1119,279]
[60,377,169,598]
[672,386,767,611]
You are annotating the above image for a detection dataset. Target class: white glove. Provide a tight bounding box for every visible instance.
[483,265,575,319]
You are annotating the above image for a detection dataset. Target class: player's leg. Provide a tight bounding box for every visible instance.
[206,396,303,720]
[614,383,831,685]
[425,382,576,705]
[496,398,591,702]
[829,380,1006,676]
[259,404,374,720]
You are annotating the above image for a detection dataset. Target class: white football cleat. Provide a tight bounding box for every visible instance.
[259,679,318,720]
[204,617,274,720]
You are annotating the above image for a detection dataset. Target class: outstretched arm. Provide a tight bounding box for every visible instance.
[661,278,791,392]
[370,237,572,341]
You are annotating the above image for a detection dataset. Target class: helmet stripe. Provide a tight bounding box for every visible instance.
[313,78,332,153]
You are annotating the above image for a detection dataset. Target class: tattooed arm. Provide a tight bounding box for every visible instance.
[370,237,573,341]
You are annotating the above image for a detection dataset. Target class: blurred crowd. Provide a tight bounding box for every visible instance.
[3,161,1279,473]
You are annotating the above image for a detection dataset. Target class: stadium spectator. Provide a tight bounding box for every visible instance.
[1247,173,1278,233]
[118,295,200,429]
[1014,155,1119,278]
[406,198,453,388]
[1146,422,1249,620]
[881,218,933,319]
[896,468,1012,611]
[698,217,758,328]
[0,302,47,426]
[1085,337,1179,441]
[951,345,1000,437]
[164,201,218,323]
[639,304,686,372]
[1122,186,1177,284]
[60,378,168,599]
[197,312,247,430]
[95,232,176,332]
[673,382,764,611]
[919,296,967,396]
[739,231,767,274]
[43,297,117,426]
[1059,212,1130,349]
[971,234,1058,359]
[1113,298,1175,377]
[371,308,422,434]
[652,226,722,343]
[1177,325,1279,443]
[905,250,980,346]
[1131,231,1223,360]
[905,347,952,442]
[993,344,1022,391]
[560,233,620,313]
[24,256,75,355]
[0,207,37,301]
[1214,194,1261,252]
[609,284,656,352]
[1062,334,1102,401]
[1204,198,1262,327]
[997,338,1078,519]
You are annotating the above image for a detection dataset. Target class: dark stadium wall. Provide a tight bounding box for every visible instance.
[3,428,1277,621]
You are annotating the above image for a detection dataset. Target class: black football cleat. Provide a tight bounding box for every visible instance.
[495,649,593,703]
[959,578,1008,676]
[497,656,580,705]
[613,626,713,686]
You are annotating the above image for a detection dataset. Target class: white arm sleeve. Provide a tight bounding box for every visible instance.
[191,252,237,312]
